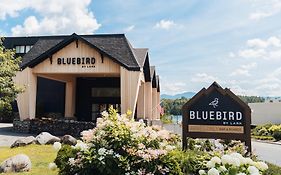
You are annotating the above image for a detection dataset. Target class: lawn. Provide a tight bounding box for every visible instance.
[0,144,58,175]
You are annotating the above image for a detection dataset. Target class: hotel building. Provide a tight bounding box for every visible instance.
[3,33,161,123]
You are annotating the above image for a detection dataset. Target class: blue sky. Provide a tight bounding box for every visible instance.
[1,0,281,96]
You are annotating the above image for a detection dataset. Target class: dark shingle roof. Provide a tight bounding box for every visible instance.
[83,35,140,70]
[3,33,141,71]
[21,38,64,67]
[133,48,148,67]
[150,66,155,80]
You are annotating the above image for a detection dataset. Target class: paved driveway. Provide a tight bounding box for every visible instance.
[0,123,34,147]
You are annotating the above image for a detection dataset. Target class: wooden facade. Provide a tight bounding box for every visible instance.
[11,35,161,122]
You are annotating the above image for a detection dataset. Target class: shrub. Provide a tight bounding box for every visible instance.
[169,149,211,174]
[198,152,268,175]
[53,107,182,175]
[272,131,281,141]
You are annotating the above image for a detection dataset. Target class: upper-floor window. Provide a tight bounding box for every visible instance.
[15,45,33,54]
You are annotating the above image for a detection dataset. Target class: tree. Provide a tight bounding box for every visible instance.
[0,37,23,111]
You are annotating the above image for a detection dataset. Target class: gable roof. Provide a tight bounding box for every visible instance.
[4,33,141,71]
[133,48,148,67]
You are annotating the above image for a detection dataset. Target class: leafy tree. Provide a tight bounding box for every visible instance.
[0,37,23,111]
[237,95,265,104]
[161,97,188,116]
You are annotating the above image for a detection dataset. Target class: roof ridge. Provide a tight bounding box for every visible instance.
[123,36,140,69]
[4,33,125,39]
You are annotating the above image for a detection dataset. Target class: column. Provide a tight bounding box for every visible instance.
[137,83,145,119]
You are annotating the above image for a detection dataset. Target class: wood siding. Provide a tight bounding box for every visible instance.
[33,40,120,74]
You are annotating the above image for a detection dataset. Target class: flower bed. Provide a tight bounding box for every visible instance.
[50,107,269,175]
[53,107,181,175]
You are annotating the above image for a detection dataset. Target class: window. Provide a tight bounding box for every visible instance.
[15,46,25,53]
[25,45,32,53]
[15,45,33,53]
[91,88,120,97]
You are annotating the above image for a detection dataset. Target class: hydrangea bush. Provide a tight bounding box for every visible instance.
[53,107,182,175]
[199,152,268,175]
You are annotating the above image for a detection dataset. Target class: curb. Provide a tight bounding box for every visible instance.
[252,139,281,146]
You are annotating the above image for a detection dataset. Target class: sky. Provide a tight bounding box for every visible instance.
[1,0,281,96]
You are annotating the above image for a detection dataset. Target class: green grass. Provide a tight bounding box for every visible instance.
[264,162,281,175]
[0,144,58,175]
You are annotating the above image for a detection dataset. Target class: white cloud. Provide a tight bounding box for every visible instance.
[0,0,101,36]
[233,36,281,60]
[230,62,257,76]
[154,19,176,30]
[161,80,186,95]
[124,25,135,32]
[249,0,281,21]
[247,37,281,48]
[249,12,272,20]
[191,73,220,83]
[238,49,266,58]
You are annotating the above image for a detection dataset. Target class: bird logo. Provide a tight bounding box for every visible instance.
[209,98,219,108]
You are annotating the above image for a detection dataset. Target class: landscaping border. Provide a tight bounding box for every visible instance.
[13,118,96,136]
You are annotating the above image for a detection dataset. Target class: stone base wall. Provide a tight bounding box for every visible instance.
[13,118,96,137]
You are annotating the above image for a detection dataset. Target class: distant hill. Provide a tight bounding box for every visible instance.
[161,92,196,99]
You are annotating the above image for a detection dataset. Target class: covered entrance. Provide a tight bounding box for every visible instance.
[76,77,120,122]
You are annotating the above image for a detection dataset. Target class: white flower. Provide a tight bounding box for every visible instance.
[68,158,75,166]
[74,140,88,151]
[101,111,109,117]
[165,145,176,151]
[245,158,254,165]
[210,156,221,165]
[237,173,246,175]
[218,166,227,172]
[208,168,220,175]
[255,161,268,171]
[98,148,107,156]
[231,157,241,167]
[199,169,206,175]
[248,166,259,174]
[221,155,232,165]
[206,161,216,168]
[48,162,57,170]
[53,142,61,151]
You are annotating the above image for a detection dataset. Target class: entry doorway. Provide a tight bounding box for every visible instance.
[75,77,121,122]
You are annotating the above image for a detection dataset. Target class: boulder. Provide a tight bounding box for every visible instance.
[10,136,36,148]
[61,135,77,145]
[0,154,31,173]
[36,132,60,145]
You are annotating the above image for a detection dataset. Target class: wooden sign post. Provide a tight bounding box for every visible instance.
[182,82,251,153]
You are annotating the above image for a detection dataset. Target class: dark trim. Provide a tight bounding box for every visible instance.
[156,75,160,92]
[143,54,151,82]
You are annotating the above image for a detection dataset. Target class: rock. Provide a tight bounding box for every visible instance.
[61,135,77,145]
[0,154,31,173]
[10,136,36,148]
[36,132,60,145]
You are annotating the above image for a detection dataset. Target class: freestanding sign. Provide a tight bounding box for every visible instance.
[182,82,251,153]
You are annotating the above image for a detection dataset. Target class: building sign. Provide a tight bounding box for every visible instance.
[50,56,103,68]
[182,82,251,152]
